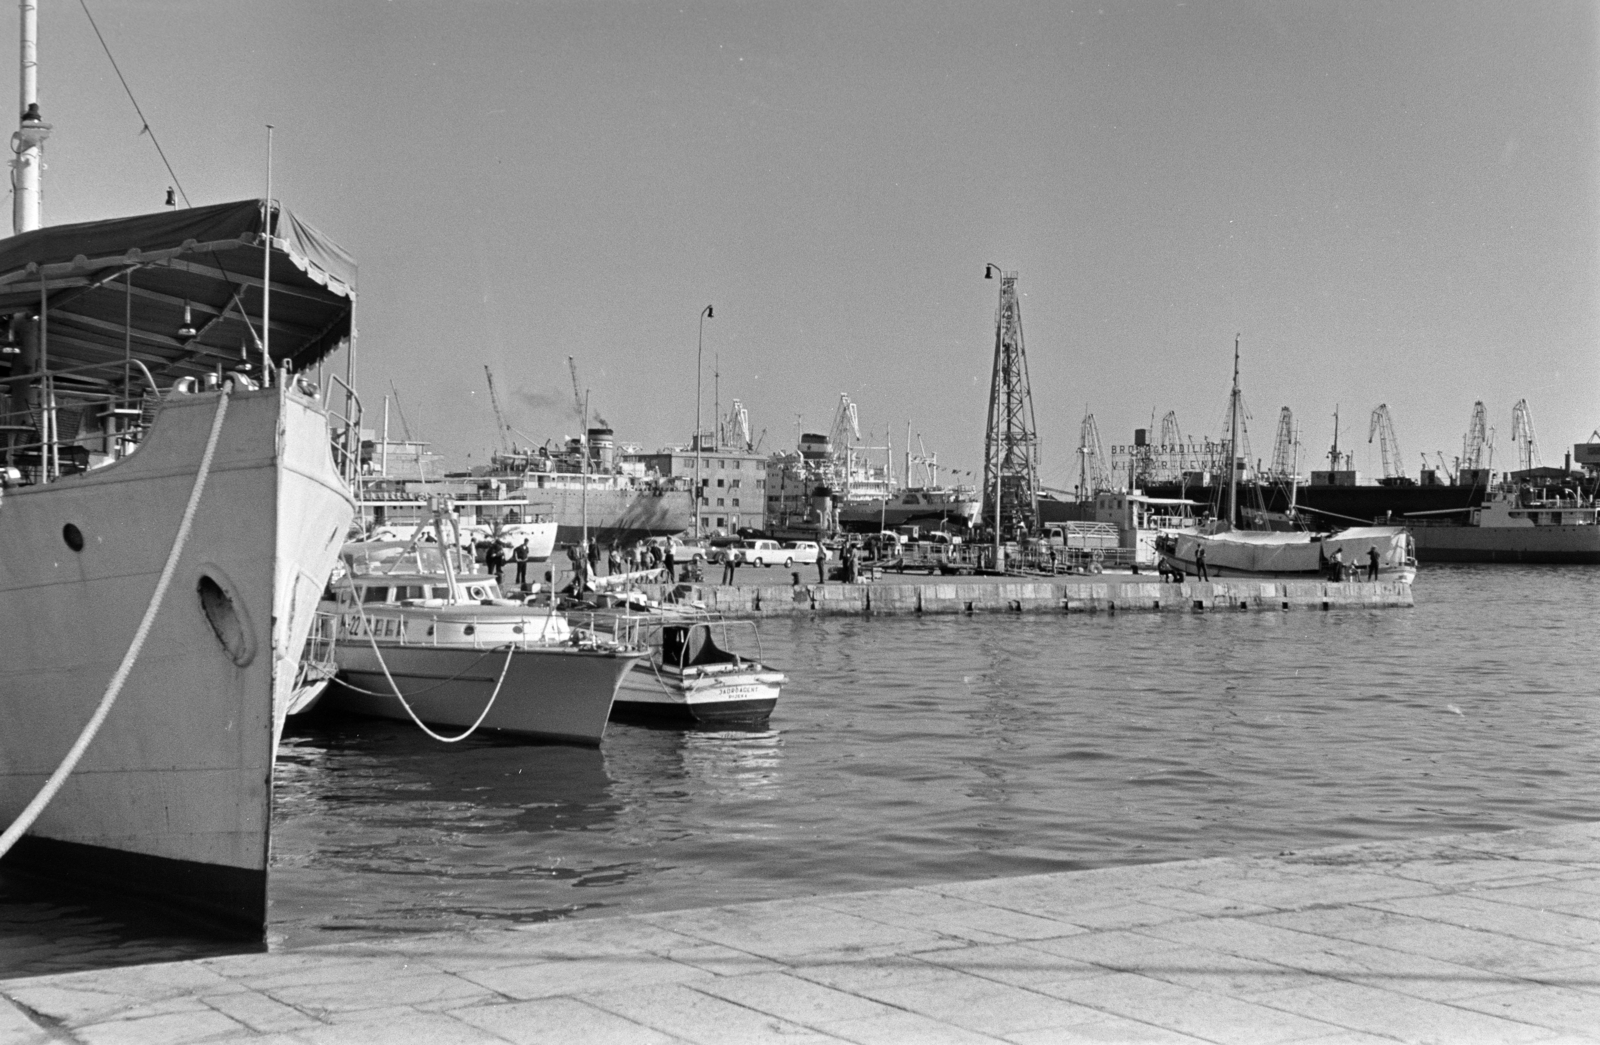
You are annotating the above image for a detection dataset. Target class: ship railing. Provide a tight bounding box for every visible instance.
[324,373,363,486]
[0,360,167,486]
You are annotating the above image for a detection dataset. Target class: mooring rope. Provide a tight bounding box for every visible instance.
[343,577,517,743]
[1,385,232,859]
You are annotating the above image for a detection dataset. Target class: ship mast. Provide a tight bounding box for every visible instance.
[12,0,49,234]
[1226,335,1240,531]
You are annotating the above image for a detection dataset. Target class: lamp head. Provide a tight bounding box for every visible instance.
[176,301,198,342]
[704,305,714,319]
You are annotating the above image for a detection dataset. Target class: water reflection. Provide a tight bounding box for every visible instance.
[7,566,1598,969]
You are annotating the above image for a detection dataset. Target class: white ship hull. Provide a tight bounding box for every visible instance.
[331,643,639,744]
[0,385,353,933]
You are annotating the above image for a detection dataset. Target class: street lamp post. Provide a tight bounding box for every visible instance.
[694,304,713,539]
[984,263,1003,573]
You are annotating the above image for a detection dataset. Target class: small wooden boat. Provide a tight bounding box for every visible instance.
[610,616,787,725]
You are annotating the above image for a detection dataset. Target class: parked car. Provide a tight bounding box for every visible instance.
[780,541,822,566]
[721,538,784,566]
[645,536,708,562]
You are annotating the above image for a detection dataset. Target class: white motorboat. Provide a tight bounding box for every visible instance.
[318,542,644,744]
[0,103,358,939]
[588,602,786,724]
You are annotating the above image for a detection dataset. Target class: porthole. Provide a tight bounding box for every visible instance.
[62,523,84,552]
[463,624,476,636]
[198,573,256,667]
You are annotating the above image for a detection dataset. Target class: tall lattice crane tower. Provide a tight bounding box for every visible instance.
[1269,407,1297,480]
[981,265,1041,537]
[1462,401,1490,470]
[1511,399,1541,472]
[1077,412,1110,497]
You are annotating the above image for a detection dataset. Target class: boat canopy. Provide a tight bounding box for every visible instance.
[0,199,356,382]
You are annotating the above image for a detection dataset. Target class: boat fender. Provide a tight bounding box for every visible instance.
[1089,562,1103,574]
[1091,548,1104,563]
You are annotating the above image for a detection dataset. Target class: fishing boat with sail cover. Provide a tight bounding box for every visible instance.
[0,6,358,937]
[1153,339,1416,585]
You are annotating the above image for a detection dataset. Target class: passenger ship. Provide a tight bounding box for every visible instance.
[0,8,358,935]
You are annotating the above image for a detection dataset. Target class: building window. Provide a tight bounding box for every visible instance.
[717,517,725,527]
[732,498,740,507]
[717,498,725,507]
[717,478,725,488]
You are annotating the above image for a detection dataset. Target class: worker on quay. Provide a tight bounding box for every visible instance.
[1329,547,1345,581]
[1195,544,1209,581]
[514,538,530,589]
[1367,545,1380,581]
[721,547,737,585]
[608,544,622,576]
[486,540,506,585]
[817,544,829,584]
[588,540,601,577]
[664,544,676,582]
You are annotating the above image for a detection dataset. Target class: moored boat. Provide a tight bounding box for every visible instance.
[1406,480,1600,564]
[610,615,787,724]
[0,192,358,935]
[319,542,644,744]
[1158,526,1417,583]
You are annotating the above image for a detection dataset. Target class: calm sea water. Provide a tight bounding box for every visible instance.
[4,565,1597,974]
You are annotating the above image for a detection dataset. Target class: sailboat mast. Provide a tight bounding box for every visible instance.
[1227,335,1240,530]
[13,0,50,234]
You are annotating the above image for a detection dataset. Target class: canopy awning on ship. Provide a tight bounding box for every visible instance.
[0,199,356,388]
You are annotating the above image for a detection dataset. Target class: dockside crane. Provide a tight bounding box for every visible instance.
[483,365,513,453]
[1269,407,1297,479]
[1077,411,1111,497]
[567,356,586,423]
[1368,404,1404,481]
[1462,401,1490,471]
[829,393,861,495]
[1511,398,1541,472]
[1159,410,1185,476]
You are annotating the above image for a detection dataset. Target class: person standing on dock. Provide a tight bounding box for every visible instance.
[721,549,737,585]
[514,539,530,588]
[1195,544,1209,580]
[817,543,829,584]
[1367,546,1380,581]
[487,540,506,585]
[664,544,676,582]
[1329,547,1345,581]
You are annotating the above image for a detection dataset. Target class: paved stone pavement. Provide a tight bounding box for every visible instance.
[3,822,1598,1044]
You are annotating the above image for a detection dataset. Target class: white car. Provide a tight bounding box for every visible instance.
[646,536,708,562]
[780,541,822,566]
[733,539,785,567]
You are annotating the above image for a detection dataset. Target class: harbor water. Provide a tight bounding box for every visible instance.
[3,564,1597,975]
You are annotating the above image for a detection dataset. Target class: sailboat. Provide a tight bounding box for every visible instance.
[0,5,356,936]
[1155,339,1416,584]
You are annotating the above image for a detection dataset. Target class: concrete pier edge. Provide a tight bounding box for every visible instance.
[644,577,1414,617]
[4,819,1595,1043]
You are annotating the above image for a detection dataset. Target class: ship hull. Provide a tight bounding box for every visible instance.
[513,487,692,546]
[0,386,353,935]
[1410,524,1600,564]
[330,644,640,745]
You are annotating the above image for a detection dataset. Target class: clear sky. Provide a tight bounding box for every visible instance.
[31,0,1600,488]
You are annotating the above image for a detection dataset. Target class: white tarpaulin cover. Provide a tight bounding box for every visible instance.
[1173,526,1412,575]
